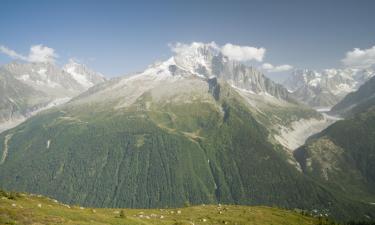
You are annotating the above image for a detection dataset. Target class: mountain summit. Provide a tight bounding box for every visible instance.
[63,59,106,89]
[147,42,290,99]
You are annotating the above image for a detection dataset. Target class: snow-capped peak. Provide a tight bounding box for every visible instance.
[63,59,106,89]
[171,42,224,77]
[133,42,290,100]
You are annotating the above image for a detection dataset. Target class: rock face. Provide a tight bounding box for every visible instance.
[0,61,105,128]
[284,68,375,108]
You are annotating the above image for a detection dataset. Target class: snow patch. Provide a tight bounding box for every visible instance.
[314,107,331,112]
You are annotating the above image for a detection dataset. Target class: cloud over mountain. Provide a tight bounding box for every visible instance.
[342,45,375,69]
[169,42,266,62]
[221,43,265,62]
[0,44,58,63]
[262,63,293,72]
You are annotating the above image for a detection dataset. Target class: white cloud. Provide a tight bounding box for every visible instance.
[28,45,58,63]
[169,42,219,54]
[221,43,265,62]
[0,45,28,61]
[261,63,274,70]
[0,44,58,63]
[261,63,293,72]
[169,42,265,62]
[342,45,375,69]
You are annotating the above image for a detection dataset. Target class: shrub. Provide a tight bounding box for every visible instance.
[119,210,126,218]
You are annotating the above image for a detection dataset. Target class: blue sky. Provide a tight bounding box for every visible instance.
[1,0,375,78]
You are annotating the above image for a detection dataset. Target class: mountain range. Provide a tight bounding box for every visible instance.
[0,60,105,132]
[283,68,375,108]
[0,42,374,222]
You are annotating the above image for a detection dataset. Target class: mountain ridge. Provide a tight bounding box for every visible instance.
[284,68,375,108]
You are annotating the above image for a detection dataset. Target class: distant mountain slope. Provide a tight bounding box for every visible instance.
[0,69,50,131]
[284,68,374,108]
[0,61,105,130]
[331,76,375,117]
[3,61,106,98]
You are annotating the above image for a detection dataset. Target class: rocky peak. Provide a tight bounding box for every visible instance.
[146,42,291,100]
[63,59,106,88]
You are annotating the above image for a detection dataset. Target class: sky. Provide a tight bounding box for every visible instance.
[1,0,375,79]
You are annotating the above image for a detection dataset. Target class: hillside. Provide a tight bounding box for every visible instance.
[295,106,375,205]
[295,77,375,202]
[293,77,375,221]
[0,190,334,225]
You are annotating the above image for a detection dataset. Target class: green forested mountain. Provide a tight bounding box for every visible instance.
[0,76,373,221]
[295,107,375,207]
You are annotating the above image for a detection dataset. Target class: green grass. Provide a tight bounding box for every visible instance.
[0,190,328,225]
